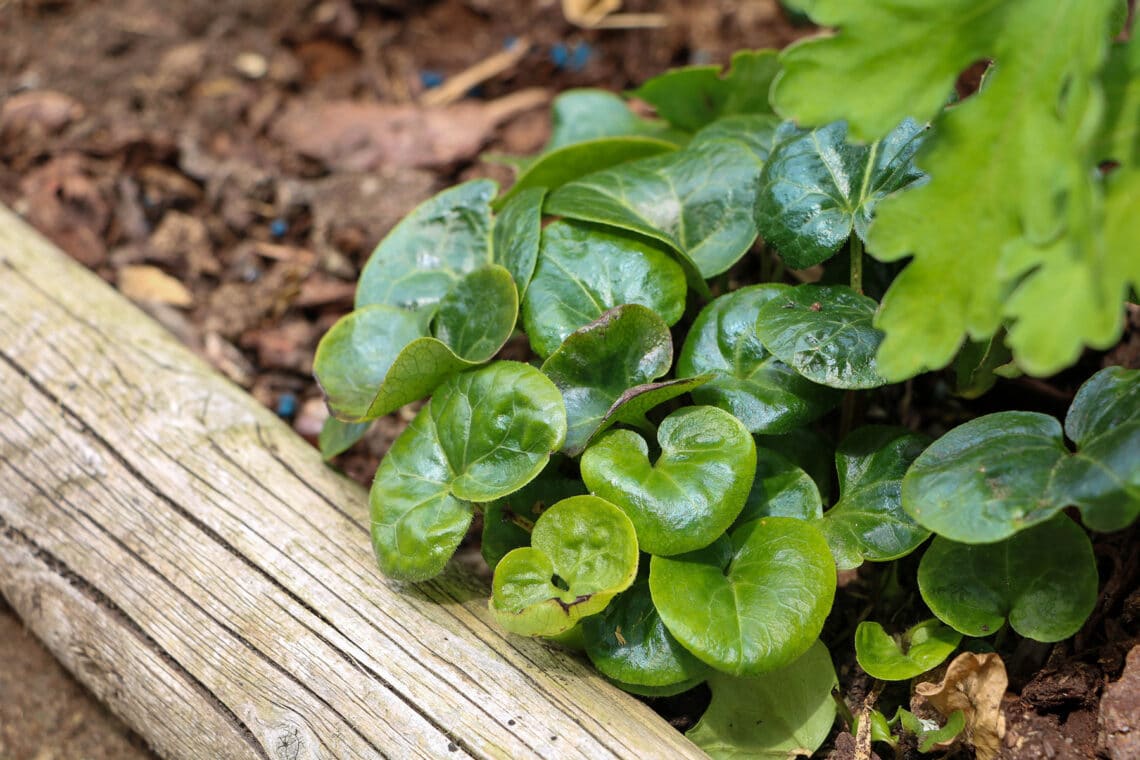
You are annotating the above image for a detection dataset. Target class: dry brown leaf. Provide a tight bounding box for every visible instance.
[916,651,1008,760]
[118,265,194,308]
[0,90,85,135]
[272,89,549,171]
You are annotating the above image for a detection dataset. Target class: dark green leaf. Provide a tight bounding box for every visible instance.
[816,426,931,569]
[357,179,495,311]
[632,49,780,131]
[541,305,676,456]
[490,495,639,636]
[317,417,370,460]
[547,116,776,278]
[755,428,835,502]
[650,518,836,675]
[736,447,823,526]
[755,119,926,269]
[918,516,1098,642]
[522,221,687,357]
[370,362,566,581]
[954,333,1014,400]
[855,619,962,681]
[686,640,837,759]
[756,284,888,389]
[582,577,710,691]
[581,406,757,556]
[492,187,545,299]
[678,285,840,434]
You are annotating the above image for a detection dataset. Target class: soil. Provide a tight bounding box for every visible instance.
[1,1,1137,758]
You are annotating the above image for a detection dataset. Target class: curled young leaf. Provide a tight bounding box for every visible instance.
[522,220,687,357]
[918,515,1098,642]
[650,518,836,676]
[490,495,639,637]
[756,284,888,389]
[855,619,962,682]
[678,285,840,434]
[686,640,838,759]
[581,406,757,556]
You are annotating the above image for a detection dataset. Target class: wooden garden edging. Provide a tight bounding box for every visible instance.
[0,204,707,760]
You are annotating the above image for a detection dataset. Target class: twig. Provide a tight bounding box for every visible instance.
[421,37,532,107]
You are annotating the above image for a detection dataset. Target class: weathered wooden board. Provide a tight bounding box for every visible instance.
[0,204,707,760]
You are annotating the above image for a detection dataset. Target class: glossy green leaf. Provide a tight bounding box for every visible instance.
[918,515,1098,642]
[686,640,837,759]
[582,577,710,691]
[954,333,1015,400]
[498,137,677,206]
[736,447,823,526]
[370,362,566,581]
[650,518,836,675]
[816,426,932,569]
[541,304,692,456]
[893,708,966,753]
[317,417,370,460]
[755,118,926,269]
[678,285,840,434]
[492,187,544,299]
[853,710,896,748]
[756,284,888,389]
[547,116,776,278]
[581,406,757,556]
[356,179,495,311]
[490,495,639,636]
[481,471,586,571]
[315,266,518,421]
[522,220,687,357]
[855,619,962,681]
[633,49,780,131]
[545,89,687,150]
[905,368,1140,541]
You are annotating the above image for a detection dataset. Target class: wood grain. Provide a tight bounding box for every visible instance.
[0,204,707,760]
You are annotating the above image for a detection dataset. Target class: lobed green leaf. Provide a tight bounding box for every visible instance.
[855,619,962,681]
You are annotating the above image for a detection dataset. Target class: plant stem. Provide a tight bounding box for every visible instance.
[849,234,864,294]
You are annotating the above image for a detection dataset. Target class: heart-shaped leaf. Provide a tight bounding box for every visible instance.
[650,518,836,675]
[544,89,688,150]
[686,640,837,759]
[318,417,371,460]
[677,285,840,434]
[756,284,888,389]
[755,118,926,269]
[490,495,638,637]
[581,406,757,556]
[481,470,586,571]
[370,362,566,581]
[546,116,777,278]
[497,137,677,206]
[736,447,824,526]
[315,266,518,421]
[492,187,544,299]
[522,220,687,357]
[905,367,1140,542]
[541,304,705,456]
[357,179,496,311]
[632,49,780,131]
[918,515,1098,642]
[855,619,962,681]
[816,426,932,570]
[582,577,710,692]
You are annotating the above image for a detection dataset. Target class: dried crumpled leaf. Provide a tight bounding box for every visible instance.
[915,651,1008,760]
[118,265,194,307]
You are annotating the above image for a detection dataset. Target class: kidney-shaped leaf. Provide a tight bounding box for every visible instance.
[546,116,777,278]
[370,362,566,581]
[816,426,932,569]
[581,406,757,556]
[918,515,1098,642]
[755,118,926,270]
[492,187,544,299]
[736,447,824,526]
[855,619,962,681]
[686,640,837,760]
[756,284,888,389]
[678,285,840,434]
[582,576,710,692]
[356,179,495,311]
[522,220,687,357]
[490,495,638,637]
[650,517,836,676]
[542,304,686,456]
[315,266,518,421]
[481,469,586,571]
